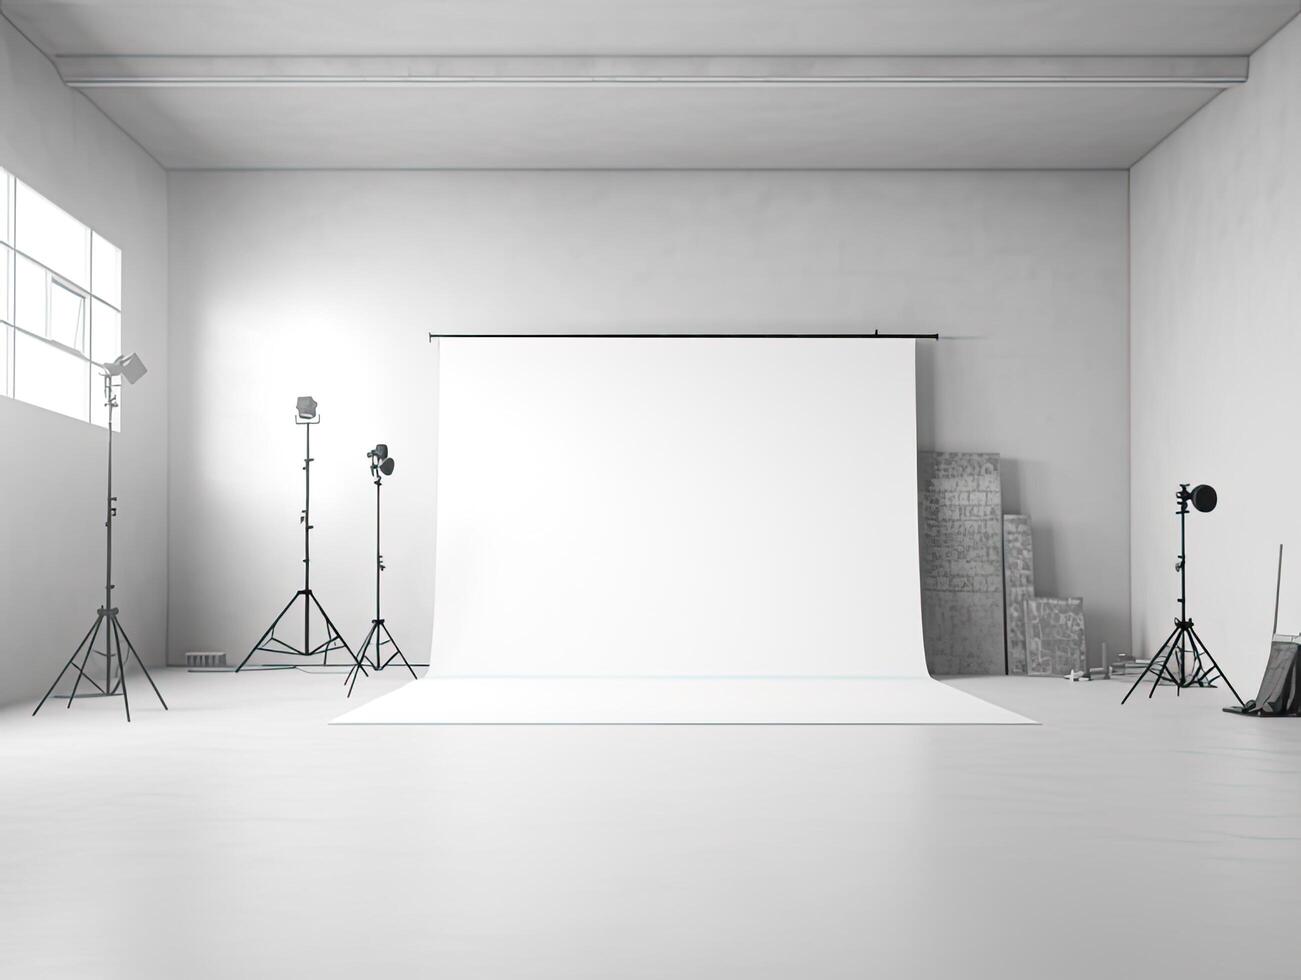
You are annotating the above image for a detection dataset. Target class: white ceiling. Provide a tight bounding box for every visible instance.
[4,0,1297,57]
[3,0,1298,168]
[81,83,1222,170]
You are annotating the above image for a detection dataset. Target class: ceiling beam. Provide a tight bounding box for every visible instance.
[57,55,1248,89]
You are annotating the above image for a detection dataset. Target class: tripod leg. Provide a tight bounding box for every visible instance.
[34,615,102,715]
[1172,631,1181,696]
[1185,628,1221,690]
[362,622,379,670]
[237,591,301,671]
[1148,638,1181,698]
[1122,624,1178,704]
[346,623,377,691]
[344,621,376,697]
[311,594,365,673]
[1189,627,1245,706]
[67,615,107,706]
[1185,626,1212,680]
[380,622,418,680]
[116,618,168,710]
[346,654,364,698]
[109,618,131,722]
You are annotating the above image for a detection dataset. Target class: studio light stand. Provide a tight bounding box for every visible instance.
[34,355,167,721]
[346,444,417,696]
[1122,483,1244,706]
[237,397,366,678]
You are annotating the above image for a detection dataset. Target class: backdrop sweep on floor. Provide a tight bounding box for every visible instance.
[338,336,1033,725]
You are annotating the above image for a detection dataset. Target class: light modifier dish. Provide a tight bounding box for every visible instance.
[104,353,147,384]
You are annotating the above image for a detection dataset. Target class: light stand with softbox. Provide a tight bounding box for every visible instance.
[236,396,367,680]
[34,354,168,721]
[1123,482,1244,705]
[345,443,418,695]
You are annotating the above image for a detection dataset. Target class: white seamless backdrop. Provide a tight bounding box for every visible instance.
[431,336,926,677]
[167,170,1130,685]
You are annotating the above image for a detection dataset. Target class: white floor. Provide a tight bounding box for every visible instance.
[2,668,1299,980]
[334,675,1035,725]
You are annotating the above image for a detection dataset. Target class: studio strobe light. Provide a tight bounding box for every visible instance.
[1122,483,1243,705]
[34,355,167,721]
[346,444,418,695]
[236,396,367,683]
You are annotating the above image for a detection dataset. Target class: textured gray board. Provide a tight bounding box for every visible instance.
[1003,515,1035,675]
[918,452,1006,675]
[1025,597,1087,676]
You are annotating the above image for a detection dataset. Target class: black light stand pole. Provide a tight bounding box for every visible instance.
[1177,497,1189,687]
[105,367,115,694]
[1122,483,1244,705]
[304,417,312,662]
[237,399,366,677]
[34,361,167,721]
[373,473,381,632]
[346,446,417,696]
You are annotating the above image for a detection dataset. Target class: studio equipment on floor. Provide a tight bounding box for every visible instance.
[237,396,367,678]
[34,354,168,721]
[345,443,418,695]
[1224,545,1301,717]
[1123,483,1243,706]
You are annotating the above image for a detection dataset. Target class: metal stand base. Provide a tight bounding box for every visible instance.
[345,618,417,695]
[236,589,367,682]
[33,607,168,721]
[1122,618,1244,705]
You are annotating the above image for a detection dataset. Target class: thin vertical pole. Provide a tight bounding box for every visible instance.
[104,372,114,693]
[1178,501,1187,622]
[1177,496,1188,685]
[113,619,131,722]
[1273,544,1284,637]
[303,419,311,659]
[376,478,382,626]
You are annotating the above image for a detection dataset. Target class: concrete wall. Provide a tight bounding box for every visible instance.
[0,18,168,706]
[1131,14,1301,689]
[168,170,1130,672]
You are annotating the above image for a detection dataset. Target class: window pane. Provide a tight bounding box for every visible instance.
[91,298,121,365]
[1,243,10,324]
[15,180,89,288]
[14,329,89,422]
[49,279,86,352]
[13,251,45,336]
[1,170,10,244]
[91,232,121,309]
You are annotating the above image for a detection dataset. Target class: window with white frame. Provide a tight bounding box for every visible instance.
[1,167,123,428]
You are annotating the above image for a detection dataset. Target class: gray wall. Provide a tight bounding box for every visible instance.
[1131,14,1301,687]
[0,18,169,706]
[167,170,1130,671]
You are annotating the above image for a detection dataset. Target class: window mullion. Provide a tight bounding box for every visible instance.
[2,167,120,427]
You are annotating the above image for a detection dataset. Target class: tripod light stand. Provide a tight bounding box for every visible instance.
[236,397,366,678]
[1122,483,1244,706]
[34,354,167,721]
[346,444,417,696]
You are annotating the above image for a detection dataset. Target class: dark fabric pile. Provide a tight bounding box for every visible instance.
[1223,639,1301,717]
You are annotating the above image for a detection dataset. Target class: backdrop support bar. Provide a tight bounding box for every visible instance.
[428,332,940,341]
